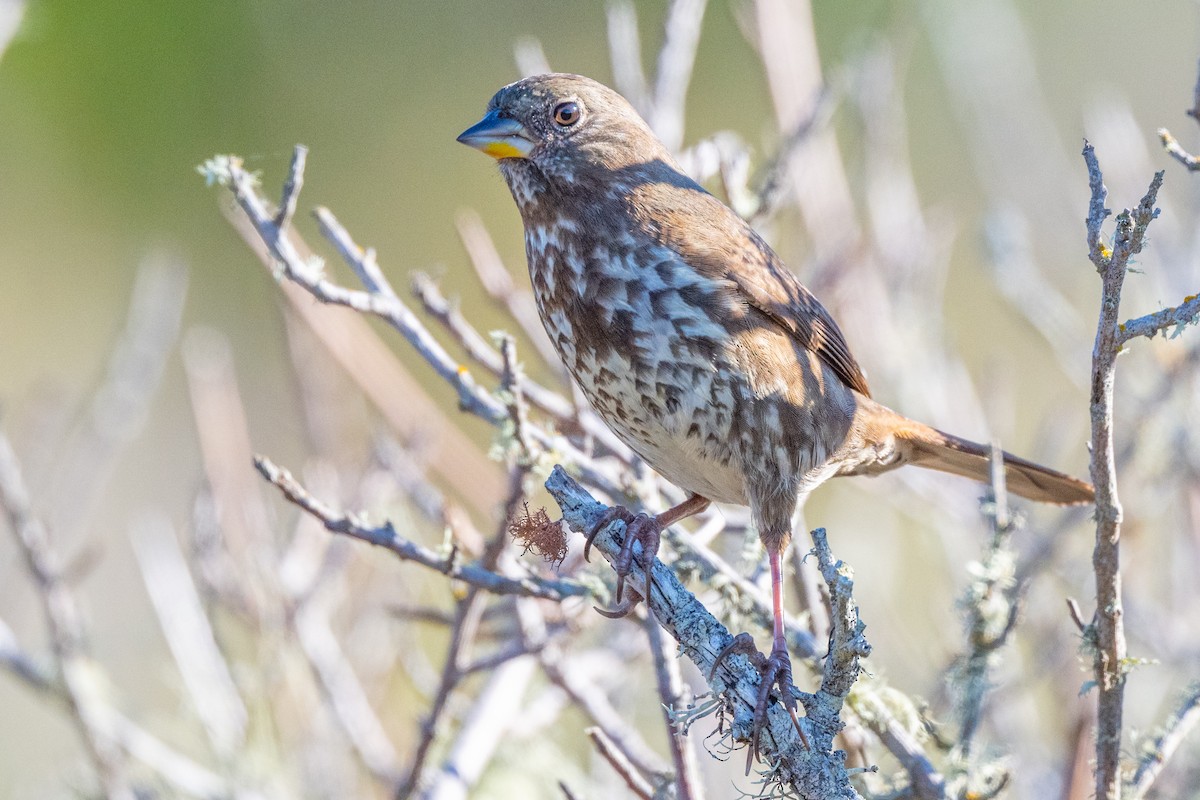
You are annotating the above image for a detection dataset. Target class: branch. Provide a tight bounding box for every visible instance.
[1080,141,1163,800]
[1129,681,1200,798]
[202,150,630,497]
[545,466,863,799]
[1156,59,1200,171]
[0,431,135,800]
[1116,294,1200,346]
[254,455,588,602]
[644,613,705,800]
[950,445,1021,763]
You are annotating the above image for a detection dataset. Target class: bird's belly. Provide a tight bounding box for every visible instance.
[571,347,748,505]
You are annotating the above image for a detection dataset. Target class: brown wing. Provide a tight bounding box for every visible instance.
[627,176,872,397]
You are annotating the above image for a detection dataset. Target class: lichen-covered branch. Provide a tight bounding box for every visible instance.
[545,466,865,799]
[1081,141,1163,800]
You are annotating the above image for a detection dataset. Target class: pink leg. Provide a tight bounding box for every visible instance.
[711,545,808,768]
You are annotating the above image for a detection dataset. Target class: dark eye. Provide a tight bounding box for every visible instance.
[553,101,580,127]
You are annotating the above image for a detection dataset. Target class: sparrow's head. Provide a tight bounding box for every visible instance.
[457,74,669,189]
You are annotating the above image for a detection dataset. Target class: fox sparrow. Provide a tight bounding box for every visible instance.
[458,73,1093,755]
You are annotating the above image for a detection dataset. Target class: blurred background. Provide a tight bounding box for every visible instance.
[2,1,1199,798]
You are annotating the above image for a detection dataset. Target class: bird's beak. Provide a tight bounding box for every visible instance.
[456,110,535,160]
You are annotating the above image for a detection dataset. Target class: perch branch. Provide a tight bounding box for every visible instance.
[545,466,864,799]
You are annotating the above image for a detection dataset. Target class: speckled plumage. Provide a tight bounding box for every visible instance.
[459,72,1094,757]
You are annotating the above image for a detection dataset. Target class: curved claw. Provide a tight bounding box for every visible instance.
[583,506,631,562]
[709,631,761,683]
[709,633,808,771]
[593,593,642,619]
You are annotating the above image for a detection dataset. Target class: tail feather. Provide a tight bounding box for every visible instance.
[851,400,1095,505]
[899,425,1094,506]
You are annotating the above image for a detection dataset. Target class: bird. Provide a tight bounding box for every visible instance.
[457,73,1093,755]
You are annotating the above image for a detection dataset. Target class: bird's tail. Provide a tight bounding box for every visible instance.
[853,401,1094,505]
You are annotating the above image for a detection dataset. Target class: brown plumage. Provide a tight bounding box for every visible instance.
[458,73,1093,756]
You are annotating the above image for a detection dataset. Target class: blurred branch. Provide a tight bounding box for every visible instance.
[647,0,707,153]
[603,0,707,153]
[295,594,404,784]
[587,726,656,800]
[1129,681,1200,798]
[1156,58,1200,171]
[454,208,563,371]
[130,513,247,759]
[49,255,188,538]
[644,613,704,800]
[951,446,1020,761]
[1081,141,1163,800]
[0,432,135,800]
[255,455,587,602]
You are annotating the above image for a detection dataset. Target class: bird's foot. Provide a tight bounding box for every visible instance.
[583,505,661,616]
[710,632,809,770]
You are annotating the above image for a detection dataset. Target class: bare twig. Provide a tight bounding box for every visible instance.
[1081,140,1164,800]
[255,455,587,602]
[1129,681,1200,799]
[275,143,307,230]
[1116,294,1200,345]
[0,432,135,800]
[644,614,704,800]
[538,646,672,780]
[1156,128,1200,171]
[587,726,656,800]
[207,151,628,495]
[130,514,247,758]
[951,445,1021,759]
[1155,59,1200,171]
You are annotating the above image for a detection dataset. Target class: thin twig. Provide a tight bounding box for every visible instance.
[951,445,1021,760]
[1129,682,1200,798]
[1116,294,1200,346]
[644,614,704,800]
[275,144,307,230]
[254,455,587,602]
[587,726,656,800]
[1156,128,1200,171]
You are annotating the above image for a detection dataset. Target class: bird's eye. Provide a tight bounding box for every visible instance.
[552,101,581,127]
